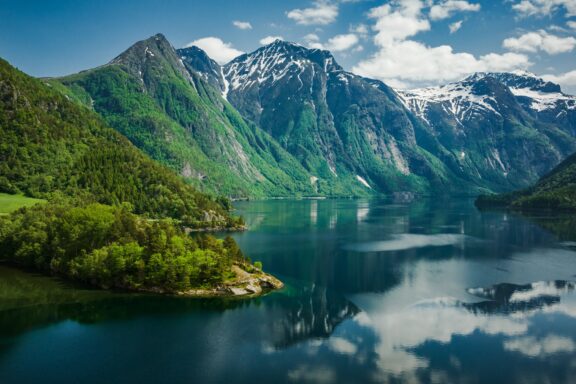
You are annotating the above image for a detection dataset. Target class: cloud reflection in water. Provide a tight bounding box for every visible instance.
[344,234,470,253]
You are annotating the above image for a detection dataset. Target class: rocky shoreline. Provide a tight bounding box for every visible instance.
[175,265,283,298]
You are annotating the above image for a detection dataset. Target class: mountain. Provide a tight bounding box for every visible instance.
[199,40,466,195]
[54,35,576,197]
[483,71,576,136]
[55,34,316,199]
[476,151,576,211]
[397,72,576,191]
[0,57,234,228]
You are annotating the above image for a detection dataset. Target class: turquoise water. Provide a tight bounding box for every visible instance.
[0,198,575,383]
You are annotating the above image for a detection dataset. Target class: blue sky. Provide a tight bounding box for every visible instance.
[1,0,575,92]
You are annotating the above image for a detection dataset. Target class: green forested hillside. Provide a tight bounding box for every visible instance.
[55,34,317,199]
[0,58,236,228]
[0,202,246,292]
[476,151,576,211]
[0,57,273,294]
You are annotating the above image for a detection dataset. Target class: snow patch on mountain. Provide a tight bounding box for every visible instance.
[224,40,341,94]
[509,87,576,112]
[398,81,500,126]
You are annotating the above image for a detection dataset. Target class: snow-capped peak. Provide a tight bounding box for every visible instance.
[397,79,501,126]
[223,39,341,93]
[397,72,575,125]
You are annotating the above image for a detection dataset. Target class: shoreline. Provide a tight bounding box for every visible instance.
[0,261,284,299]
[178,266,284,298]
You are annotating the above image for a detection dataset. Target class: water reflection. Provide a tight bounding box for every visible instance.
[343,233,470,253]
[465,281,575,314]
[2,199,576,384]
[269,285,359,349]
[350,279,576,382]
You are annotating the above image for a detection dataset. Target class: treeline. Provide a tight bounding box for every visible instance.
[0,58,240,228]
[476,151,576,211]
[0,201,247,292]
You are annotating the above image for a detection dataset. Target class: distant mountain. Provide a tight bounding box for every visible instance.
[55,34,316,199]
[476,150,576,211]
[204,40,466,195]
[484,71,576,136]
[0,57,233,227]
[397,71,576,191]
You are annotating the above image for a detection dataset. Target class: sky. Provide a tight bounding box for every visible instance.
[1,0,576,92]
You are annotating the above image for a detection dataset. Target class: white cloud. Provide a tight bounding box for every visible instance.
[512,0,576,17]
[232,20,252,30]
[184,37,243,64]
[449,20,464,33]
[287,1,338,25]
[303,33,360,52]
[430,0,481,21]
[350,23,369,36]
[259,35,284,45]
[369,2,431,45]
[304,33,324,49]
[568,20,576,29]
[542,69,576,92]
[352,1,531,89]
[325,33,360,52]
[503,30,576,54]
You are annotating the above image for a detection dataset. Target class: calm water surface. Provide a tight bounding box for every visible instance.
[0,198,575,383]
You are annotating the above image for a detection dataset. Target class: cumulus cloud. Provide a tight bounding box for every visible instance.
[369,2,431,45]
[503,30,576,54]
[303,33,360,52]
[287,1,338,25]
[352,1,530,89]
[350,23,369,36]
[512,0,576,17]
[184,37,243,64]
[259,35,284,45]
[304,33,323,49]
[449,20,464,33]
[430,0,481,20]
[325,33,360,51]
[232,20,252,30]
[568,20,576,29]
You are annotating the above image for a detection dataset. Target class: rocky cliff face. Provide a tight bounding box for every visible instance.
[212,40,461,195]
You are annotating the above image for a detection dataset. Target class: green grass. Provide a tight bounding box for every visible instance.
[0,193,44,215]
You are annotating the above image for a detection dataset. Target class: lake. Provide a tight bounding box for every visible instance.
[1,198,575,383]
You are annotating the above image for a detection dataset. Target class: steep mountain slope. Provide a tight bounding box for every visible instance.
[476,151,576,211]
[55,34,315,199]
[199,40,463,195]
[398,72,576,191]
[0,57,233,227]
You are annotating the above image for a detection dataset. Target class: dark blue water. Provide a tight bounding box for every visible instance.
[0,198,575,383]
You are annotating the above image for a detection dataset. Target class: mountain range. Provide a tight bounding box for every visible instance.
[7,33,576,199]
[181,37,576,195]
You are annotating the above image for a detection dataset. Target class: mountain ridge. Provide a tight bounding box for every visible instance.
[50,34,576,197]
[55,33,319,199]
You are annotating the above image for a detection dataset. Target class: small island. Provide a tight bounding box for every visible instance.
[0,200,282,298]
